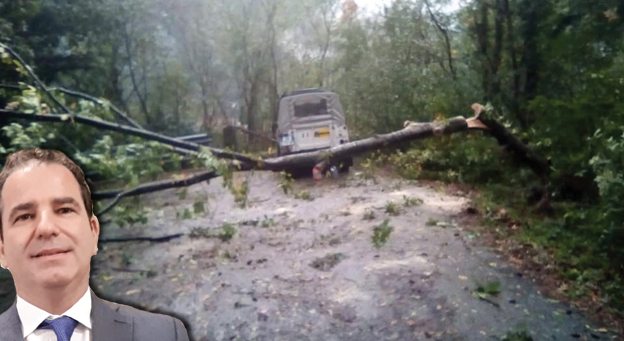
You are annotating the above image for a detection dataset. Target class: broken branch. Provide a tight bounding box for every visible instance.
[95,169,218,216]
[471,103,551,178]
[0,43,71,114]
[51,87,143,129]
[0,109,257,165]
[99,233,184,243]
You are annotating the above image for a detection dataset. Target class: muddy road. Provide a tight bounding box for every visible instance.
[0,171,614,340]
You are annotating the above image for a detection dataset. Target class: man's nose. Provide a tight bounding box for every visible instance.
[35,209,60,238]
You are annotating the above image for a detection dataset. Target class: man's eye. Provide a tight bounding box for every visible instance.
[16,214,33,222]
[58,207,74,214]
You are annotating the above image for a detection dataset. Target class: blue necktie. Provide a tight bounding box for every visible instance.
[37,316,79,341]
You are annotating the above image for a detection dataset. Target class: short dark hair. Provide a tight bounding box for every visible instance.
[0,148,93,240]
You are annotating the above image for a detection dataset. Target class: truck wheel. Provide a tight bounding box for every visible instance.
[286,167,312,179]
[339,157,353,173]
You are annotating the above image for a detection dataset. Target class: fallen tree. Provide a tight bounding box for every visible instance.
[0,43,551,217]
[0,104,551,215]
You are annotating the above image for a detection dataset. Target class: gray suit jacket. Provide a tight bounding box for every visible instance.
[0,291,190,341]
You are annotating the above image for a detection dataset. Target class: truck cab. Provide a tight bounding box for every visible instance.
[276,89,352,172]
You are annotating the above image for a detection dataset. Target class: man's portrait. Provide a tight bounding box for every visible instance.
[0,148,190,340]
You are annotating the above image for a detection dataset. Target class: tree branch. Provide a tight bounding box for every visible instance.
[471,103,550,178]
[0,43,72,114]
[423,0,456,79]
[99,233,184,243]
[95,169,218,216]
[51,87,143,129]
[0,109,257,164]
[121,21,152,122]
[0,84,23,91]
[228,124,277,144]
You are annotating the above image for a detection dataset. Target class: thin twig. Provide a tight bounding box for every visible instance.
[478,296,501,308]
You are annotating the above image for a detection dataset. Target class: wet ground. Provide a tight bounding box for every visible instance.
[0,171,618,340]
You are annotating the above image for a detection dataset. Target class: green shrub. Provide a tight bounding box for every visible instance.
[372,219,393,248]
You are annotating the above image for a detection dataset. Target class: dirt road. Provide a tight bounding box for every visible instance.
[87,171,615,340]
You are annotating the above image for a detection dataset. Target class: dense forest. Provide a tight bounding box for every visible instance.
[1,0,623,326]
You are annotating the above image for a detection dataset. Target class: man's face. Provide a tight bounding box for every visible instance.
[0,162,99,292]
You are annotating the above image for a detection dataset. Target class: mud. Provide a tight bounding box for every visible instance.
[0,171,617,340]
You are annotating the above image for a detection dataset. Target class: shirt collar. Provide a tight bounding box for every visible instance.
[16,286,92,337]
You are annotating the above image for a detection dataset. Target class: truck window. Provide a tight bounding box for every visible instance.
[294,99,328,118]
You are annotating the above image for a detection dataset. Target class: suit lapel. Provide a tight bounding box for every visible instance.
[0,300,24,341]
[91,291,133,341]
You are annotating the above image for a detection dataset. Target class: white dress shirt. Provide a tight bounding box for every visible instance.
[16,287,93,341]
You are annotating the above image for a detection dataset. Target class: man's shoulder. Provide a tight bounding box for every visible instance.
[98,296,170,322]
[0,301,18,326]
[94,296,189,340]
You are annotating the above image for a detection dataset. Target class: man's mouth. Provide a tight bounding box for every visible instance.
[32,249,71,258]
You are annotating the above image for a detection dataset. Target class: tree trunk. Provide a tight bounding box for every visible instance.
[503,0,523,128]
[223,125,239,151]
[519,0,542,126]
[474,2,490,100]
[123,26,151,126]
[268,4,279,137]
[491,0,504,101]
[423,0,456,80]
[246,76,260,148]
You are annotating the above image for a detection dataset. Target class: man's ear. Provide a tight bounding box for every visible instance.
[90,215,100,255]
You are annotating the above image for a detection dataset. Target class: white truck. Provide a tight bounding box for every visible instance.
[276,89,353,174]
